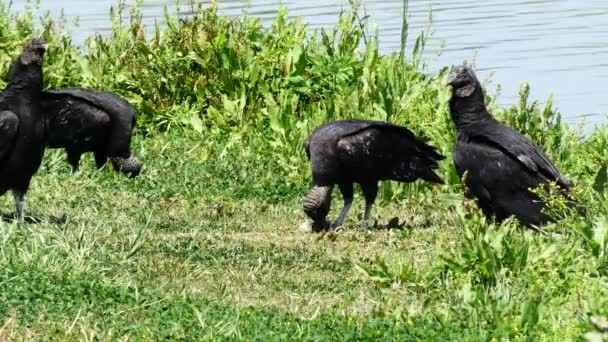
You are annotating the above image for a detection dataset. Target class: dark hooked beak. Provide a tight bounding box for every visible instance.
[445,67,458,87]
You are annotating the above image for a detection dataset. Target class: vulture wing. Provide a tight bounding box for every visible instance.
[0,110,19,163]
[472,120,570,189]
[306,120,396,162]
[337,123,443,160]
[336,123,444,183]
[454,139,553,226]
[46,88,134,116]
[47,88,136,156]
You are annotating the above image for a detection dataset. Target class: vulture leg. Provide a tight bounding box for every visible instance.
[360,182,379,230]
[332,182,354,230]
[12,191,24,222]
[94,151,108,169]
[66,150,81,173]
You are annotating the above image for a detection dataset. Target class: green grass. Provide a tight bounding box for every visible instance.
[0,0,608,340]
[0,132,603,340]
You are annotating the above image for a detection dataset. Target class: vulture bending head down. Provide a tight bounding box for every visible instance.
[447,65,571,229]
[0,38,48,221]
[43,88,142,177]
[303,120,444,231]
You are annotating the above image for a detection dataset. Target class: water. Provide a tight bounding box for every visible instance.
[11,0,608,126]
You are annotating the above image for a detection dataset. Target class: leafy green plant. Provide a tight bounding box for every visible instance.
[356,256,419,289]
[440,207,530,287]
[0,0,607,340]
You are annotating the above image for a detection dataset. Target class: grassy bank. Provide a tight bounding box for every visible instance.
[1,1,608,340]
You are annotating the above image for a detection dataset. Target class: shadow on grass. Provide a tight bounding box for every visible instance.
[371,217,408,231]
[0,212,67,225]
[316,217,409,232]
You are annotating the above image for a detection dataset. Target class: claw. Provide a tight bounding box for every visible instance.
[329,222,343,232]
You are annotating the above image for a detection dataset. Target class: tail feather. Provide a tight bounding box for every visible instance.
[422,170,444,184]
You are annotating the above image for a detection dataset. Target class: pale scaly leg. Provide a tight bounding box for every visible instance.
[12,191,24,222]
[332,182,353,231]
[362,202,373,230]
[360,182,378,230]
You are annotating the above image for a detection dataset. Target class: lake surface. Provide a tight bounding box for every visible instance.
[11,0,608,126]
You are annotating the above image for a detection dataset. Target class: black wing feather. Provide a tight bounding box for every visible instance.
[43,95,110,148]
[318,119,444,160]
[336,123,444,182]
[470,121,569,189]
[454,139,552,225]
[0,111,19,163]
[47,88,134,116]
[45,88,136,156]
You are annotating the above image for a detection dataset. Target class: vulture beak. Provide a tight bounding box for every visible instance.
[445,66,458,87]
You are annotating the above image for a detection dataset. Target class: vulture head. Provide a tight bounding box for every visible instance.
[19,38,48,66]
[446,65,480,98]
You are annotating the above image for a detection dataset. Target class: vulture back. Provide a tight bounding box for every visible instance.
[336,122,444,183]
[307,120,444,184]
[43,92,110,149]
[46,88,136,157]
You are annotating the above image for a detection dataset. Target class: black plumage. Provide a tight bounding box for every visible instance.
[43,88,141,177]
[0,38,48,221]
[303,119,444,231]
[447,65,570,228]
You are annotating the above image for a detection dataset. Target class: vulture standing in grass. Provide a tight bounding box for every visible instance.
[43,88,142,177]
[447,65,571,228]
[303,119,445,231]
[0,38,48,221]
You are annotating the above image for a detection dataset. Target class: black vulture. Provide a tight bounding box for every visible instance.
[303,119,445,231]
[446,65,571,228]
[43,88,142,177]
[0,38,48,221]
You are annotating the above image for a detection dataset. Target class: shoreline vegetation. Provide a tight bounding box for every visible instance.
[1,0,608,340]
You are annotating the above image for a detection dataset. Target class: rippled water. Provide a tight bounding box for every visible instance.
[11,0,608,125]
